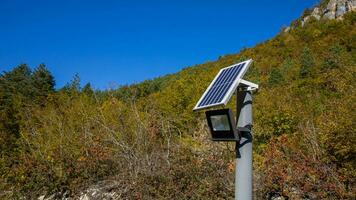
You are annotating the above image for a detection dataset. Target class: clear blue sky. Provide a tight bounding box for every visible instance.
[0,0,318,89]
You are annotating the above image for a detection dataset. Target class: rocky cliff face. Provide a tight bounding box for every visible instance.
[285,0,356,31]
[321,0,356,19]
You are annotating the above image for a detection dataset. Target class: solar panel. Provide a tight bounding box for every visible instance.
[193,59,252,111]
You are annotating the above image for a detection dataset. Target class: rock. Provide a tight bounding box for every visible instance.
[323,0,356,20]
[283,26,290,33]
[301,16,311,26]
[44,193,56,200]
[323,0,338,20]
[61,190,70,200]
[327,0,338,11]
[301,0,356,26]
[38,195,45,200]
[77,180,120,200]
[311,7,321,20]
[37,180,121,200]
[346,0,356,12]
[336,1,348,17]
[271,197,285,200]
[79,194,89,200]
[36,190,70,200]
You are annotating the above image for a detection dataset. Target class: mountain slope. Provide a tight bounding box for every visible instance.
[98,8,356,198]
[131,9,356,198]
[1,1,355,199]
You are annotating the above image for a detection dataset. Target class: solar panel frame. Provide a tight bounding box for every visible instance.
[197,65,242,107]
[193,59,253,111]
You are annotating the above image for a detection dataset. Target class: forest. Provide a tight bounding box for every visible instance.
[0,6,355,200]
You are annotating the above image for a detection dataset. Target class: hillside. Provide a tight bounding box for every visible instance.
[0,1,355,199]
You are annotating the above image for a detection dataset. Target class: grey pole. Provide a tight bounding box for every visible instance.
[235,89,253,200]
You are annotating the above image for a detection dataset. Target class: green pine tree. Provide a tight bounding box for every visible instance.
[299,47,315,78]
[268,68,284,86]
[32,63,55,101]
[82,82,94,96]
[322,44,343,70]
[62,73,81,93]
[0,64,32,154]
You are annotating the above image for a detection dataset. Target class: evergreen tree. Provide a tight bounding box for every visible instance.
[0,64,33,115]
[299,47,314,78]
[0,64,32,154]
[0,64,32,98]
[82,82,94,96]
[322,44,342,70]
[32,64,55,101]
[62,73,81,93]
[268,68,284,86]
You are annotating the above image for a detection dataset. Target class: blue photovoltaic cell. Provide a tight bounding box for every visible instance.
[197,63,244,108]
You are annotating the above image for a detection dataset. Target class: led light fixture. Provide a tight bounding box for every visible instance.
[205,108,239,141]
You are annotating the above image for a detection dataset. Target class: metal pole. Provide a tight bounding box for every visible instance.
[235,89,253,200]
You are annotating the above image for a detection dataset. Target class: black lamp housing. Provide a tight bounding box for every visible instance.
[205,108,239,141]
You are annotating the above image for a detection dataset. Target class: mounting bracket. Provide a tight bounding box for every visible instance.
[239,79,258,91]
